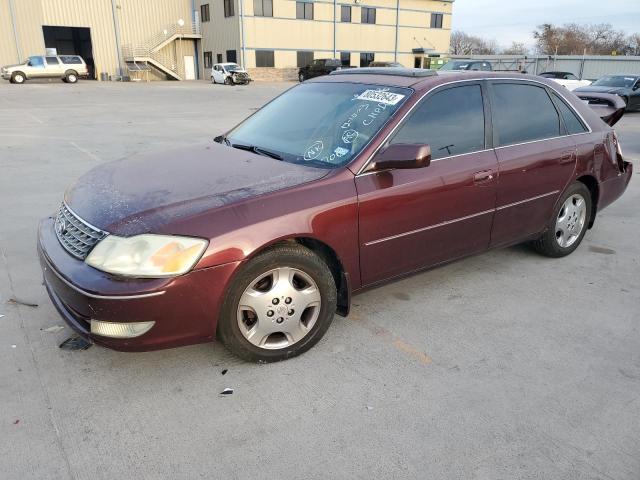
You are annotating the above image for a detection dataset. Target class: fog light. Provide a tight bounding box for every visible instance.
[90,320,155,338]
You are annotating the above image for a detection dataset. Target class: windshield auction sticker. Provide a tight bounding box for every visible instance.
[356,89,406,106]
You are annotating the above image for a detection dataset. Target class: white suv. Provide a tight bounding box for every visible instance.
[1,55,89,84]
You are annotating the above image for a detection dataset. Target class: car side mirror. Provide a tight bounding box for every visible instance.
[633,83,640,91]
[371,144,431,171]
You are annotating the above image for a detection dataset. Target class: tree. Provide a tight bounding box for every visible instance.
[449,31,498,55]
[533,23,637,55]
[502,42,529,55]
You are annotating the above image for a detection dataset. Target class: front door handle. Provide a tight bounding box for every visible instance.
[473,170,494,184]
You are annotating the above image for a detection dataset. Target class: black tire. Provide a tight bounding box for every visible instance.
[217,243,337,362]
[298,72,305,82]
[224,76,233,85]
[65,70,78,83]
[531,182,592,258]
[11,72,26,84]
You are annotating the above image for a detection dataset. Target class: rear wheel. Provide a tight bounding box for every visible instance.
[65,70,78,83]
[217,244,337,362]
[11,72,25,84]
[531,182,591,257]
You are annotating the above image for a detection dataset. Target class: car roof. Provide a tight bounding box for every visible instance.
[315,69,558,91]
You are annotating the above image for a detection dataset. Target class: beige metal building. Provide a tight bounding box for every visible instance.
[196,0,453,78]
[1,0,453,81]
[1,0,202,81]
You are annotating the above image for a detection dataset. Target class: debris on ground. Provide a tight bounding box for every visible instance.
[13,419,19,425]
[220,388,234,395]
[59,336,92,351]
[11,344,16,348]
[41,325,65,333]
[221,369,228,375]
[6,298,38,308]
[365,406,374,411]
[0,314,4,318]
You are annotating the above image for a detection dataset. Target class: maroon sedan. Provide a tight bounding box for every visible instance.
[38,69,632,362]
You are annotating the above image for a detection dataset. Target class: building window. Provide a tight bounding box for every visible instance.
[256,50,275,67]
[360,52,374,67]
[253,0,273,17]
[341,5,351,22]
[296,1,313,20]
[224,0,234,17]
[201,3,211,22]
[217,53,223,63]
[226,50,237,63]
[297,51,314,67]
[430,13,443,28]
[204,51,213,68]
[361,7,376,24]
[340,51,350,66]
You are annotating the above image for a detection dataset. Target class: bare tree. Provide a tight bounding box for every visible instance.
[502,42,529,55]
[533,23,638,55]
[450,31,498,55]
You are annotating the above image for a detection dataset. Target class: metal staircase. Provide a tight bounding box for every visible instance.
[122,21,201,80]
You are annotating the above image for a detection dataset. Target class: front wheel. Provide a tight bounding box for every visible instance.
[224,76,233,85]
[298,72,305,82]
[217,244,337,362]
[531,182,592,257]
[11,72,26,84]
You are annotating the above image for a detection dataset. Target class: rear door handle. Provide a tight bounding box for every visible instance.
[473,170,494,184]
[560,150,576,164]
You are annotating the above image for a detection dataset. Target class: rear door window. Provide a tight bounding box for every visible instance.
[550,92,588,135]
[391,84,486,160]
[45,56,60,65]
[491,83,561,146]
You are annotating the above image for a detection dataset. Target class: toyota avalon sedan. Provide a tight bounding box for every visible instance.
[38,69,632,362]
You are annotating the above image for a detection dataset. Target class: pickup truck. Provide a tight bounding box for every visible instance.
[298,59,353,82]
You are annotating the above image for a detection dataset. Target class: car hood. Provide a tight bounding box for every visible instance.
[574,85,627,94]
[2,63,24,70]
[64,143,329,236]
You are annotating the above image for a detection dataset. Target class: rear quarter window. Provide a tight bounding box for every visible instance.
[550,92,588,135]
[492,83,561,146]
[60,56,82,64]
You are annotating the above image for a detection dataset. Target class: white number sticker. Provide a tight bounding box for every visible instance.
[356,89,405,106]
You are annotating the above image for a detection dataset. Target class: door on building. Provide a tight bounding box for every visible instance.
[184,56,196,80]
[42,26,95,79]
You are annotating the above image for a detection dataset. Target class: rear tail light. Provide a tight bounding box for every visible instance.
[612,131,625,172]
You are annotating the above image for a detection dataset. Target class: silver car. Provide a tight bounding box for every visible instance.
[1,55,89,84]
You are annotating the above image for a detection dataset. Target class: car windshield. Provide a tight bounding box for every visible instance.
[439,61,471,71]
[225,64,240,71]
[226,82,412,168]
[592,76,637,88]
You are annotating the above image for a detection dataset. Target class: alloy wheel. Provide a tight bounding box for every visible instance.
[555,193,586,248]
[237,267,321,349]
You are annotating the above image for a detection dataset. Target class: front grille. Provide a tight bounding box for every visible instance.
[54,203,107,260]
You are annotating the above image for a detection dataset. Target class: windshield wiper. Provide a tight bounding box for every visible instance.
[231,143,283,161]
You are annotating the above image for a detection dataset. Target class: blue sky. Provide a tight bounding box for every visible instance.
[452,0,640,48]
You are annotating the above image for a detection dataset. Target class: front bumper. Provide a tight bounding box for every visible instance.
[38,216,240,351]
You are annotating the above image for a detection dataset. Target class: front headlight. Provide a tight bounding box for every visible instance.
[85,234,208,278]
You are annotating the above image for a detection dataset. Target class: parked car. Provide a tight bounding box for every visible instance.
[298,58,351,81]
[574,75,640,111]
[38,68,631,362]
[368,61,404,68]
[539,71,591,91]
[439,60,492,71]
[1,55,88,84]
[211,62,251,85]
